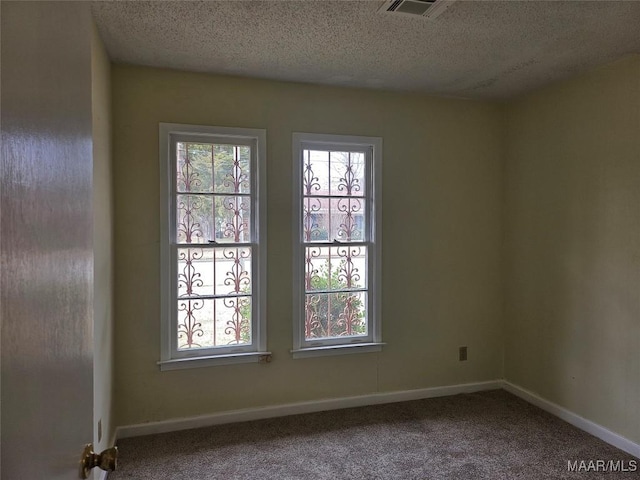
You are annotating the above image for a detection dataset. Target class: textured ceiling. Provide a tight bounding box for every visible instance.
[92,0,640,99]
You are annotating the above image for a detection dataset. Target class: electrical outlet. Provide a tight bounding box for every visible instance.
[98,419,102,443]
[459,346,468,361]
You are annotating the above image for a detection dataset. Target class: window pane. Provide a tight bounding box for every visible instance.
[215,247,252,296]
[305,246,367,292]
[330,197,366,242]
[304,291,367,340]
[303,150,329,195]
[177,142,213,193]
[177,297,210,350]
[214,195,251,243]
[176,194,213,243]
[349,152,366,196]
[329,151,366,197]
[177,296,251,350]
[303,197,329,242]
[215,296,252,346]
[214,145,251,194]
[177,248,214,297]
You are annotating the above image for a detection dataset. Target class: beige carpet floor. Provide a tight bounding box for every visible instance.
[109,390,638,479]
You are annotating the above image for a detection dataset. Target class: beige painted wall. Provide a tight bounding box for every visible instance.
[112,66,504,426]
[92,25,114,450]
[504,55,640,445]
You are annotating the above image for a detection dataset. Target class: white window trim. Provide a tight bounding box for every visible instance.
[292,132,383,359]
[158,123,269,370]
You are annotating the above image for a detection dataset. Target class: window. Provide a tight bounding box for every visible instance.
[292,133,383,358]
[159,124,268,370]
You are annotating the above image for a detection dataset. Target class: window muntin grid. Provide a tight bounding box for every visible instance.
[173,140,256,352]
[297,143,377,346]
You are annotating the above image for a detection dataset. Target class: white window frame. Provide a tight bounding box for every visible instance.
[292,132,383,359]
[158,123,268,370]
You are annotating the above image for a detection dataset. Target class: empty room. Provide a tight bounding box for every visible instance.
[1,1,639,479]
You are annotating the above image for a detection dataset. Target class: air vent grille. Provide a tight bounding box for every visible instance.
[386,0,404,12]
[378,0,457,20]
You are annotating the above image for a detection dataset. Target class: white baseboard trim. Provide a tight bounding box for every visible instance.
[116,379,502,439]
[504,381,640,459]
[94,470,108,480]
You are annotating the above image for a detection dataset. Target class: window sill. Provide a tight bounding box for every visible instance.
[158,351,272,371]
[291,343,385,359]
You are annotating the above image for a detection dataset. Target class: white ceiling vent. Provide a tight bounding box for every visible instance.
[378,0,457,20]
